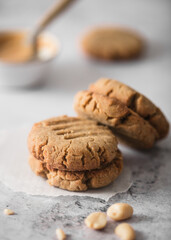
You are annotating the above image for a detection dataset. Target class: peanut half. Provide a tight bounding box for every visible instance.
[107,203,133,221]
[115,223,135,240]
[3,209,15,215]
[56,228,66,240]
[85,212,107,230]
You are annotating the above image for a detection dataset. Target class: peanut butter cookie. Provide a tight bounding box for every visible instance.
[28,116,118,171]
[81,27,143,60]
[29,150,123,192]
[74,91,159,149]
[89,78,169,139]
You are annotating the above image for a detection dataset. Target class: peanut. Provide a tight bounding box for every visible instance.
[56,228,66,240]
[114,223,135,240]
[3,209,14,215]
[85,212,107,230]
[107,203,133,221]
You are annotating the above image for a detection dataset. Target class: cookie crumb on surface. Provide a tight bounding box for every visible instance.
[56,228,66,240]
[4,208,14,215]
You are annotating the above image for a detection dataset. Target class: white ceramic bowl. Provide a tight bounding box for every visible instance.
[0,31,60,87]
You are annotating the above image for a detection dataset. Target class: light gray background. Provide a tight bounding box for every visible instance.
[0,0,171,239]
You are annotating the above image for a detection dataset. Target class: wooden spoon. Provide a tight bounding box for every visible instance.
[29,0,76,58]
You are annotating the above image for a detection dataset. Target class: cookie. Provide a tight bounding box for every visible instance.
[29,154,48,178]
[28,116,118,171]
[29,150,123,192]
[89,78,169,139]
[74,91,159,149]
[81,27,143,60]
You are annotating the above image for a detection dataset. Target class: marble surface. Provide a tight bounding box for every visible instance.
[0,0,171,239]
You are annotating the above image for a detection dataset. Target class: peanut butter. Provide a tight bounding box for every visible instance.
[0,31,58,63]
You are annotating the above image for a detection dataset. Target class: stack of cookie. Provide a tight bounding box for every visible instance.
[28,78,169,192]
[74,78,169,149]
[28,116,123,192]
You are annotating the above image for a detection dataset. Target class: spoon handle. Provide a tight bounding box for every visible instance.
[36,0,76,34]
[30,0,76,53]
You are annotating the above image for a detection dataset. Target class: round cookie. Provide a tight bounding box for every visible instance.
[74,91,159,149]
[29,150,123,192]
[28,116,118,171]
[29,154,48,178]
[89,78,169,139]
[81,27,143,60]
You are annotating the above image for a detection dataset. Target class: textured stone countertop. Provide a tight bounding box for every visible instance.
[0,0,171,239]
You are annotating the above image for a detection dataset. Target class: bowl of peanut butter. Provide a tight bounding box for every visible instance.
[0,30,60,87]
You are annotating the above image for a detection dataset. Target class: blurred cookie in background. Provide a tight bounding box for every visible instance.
[80,26,144,60]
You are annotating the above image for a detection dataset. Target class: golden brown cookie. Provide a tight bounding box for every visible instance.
[89,78,169,139]
[29,154,48,178]
[74,91,159,149]
[81,27,143,60]
[28,116,118,171]
[29,150,123,192]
